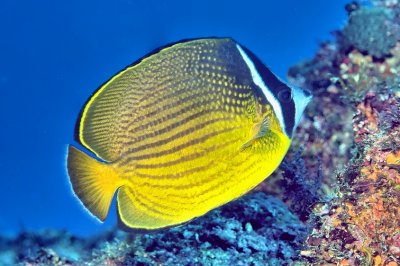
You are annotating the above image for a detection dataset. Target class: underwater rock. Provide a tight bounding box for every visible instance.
[288,1,400,264]
[285,1,400,264]
[1,193,307,265]
[300,86,400,265]
[87,193,308,266]
[277,149,324,222]
[0,229,106,265]
[340,6,399,58]
[286,41,354,204]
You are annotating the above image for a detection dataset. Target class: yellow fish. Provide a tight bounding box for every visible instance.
[67,38,311,231]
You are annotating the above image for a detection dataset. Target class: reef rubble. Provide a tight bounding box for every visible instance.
[1,193,307,265]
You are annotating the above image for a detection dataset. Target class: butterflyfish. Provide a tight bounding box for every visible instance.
[67,38,312,231]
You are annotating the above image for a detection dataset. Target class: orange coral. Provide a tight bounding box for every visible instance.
[302,90,400,265]
[387,151,400,166]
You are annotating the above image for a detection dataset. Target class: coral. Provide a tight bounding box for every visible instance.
[90,193,307,265]
[301,87,400,265]
[0,229,111,265]
[278,149,324,221]
[1,193,307,265]
[287,41,355,199]
[287,1,400,264]
[340,6,398,58]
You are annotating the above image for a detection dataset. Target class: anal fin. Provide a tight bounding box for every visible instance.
[117,187,176,231]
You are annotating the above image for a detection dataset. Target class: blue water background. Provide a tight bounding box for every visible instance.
[0,0,348,236]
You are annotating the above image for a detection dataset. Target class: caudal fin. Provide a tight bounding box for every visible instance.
[67,145,122,221]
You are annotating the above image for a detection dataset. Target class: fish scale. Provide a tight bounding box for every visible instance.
[129,150,259,221]
[131,139,252,200]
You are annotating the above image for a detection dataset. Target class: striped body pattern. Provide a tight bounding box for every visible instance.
[67,38,311,230]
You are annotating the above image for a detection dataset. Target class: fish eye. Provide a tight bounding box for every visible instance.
[278,88,292,103]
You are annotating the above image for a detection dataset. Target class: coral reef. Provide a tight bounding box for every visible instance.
[0,193,307,265]
[0,229,116,265]
[287,1,400,265]
[339,5,399,58]
[299,87,400,265]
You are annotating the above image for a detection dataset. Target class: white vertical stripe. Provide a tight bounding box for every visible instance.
[235,44,285,133]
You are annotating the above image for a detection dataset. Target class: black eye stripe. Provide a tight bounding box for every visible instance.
[237,44,296,137]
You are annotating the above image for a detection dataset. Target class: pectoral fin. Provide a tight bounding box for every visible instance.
[240,116,270,151]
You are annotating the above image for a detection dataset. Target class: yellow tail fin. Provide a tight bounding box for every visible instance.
[67,145,122,221]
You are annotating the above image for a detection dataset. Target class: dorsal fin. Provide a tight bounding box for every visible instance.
[76,66,144,162]
[76,38,252,162]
